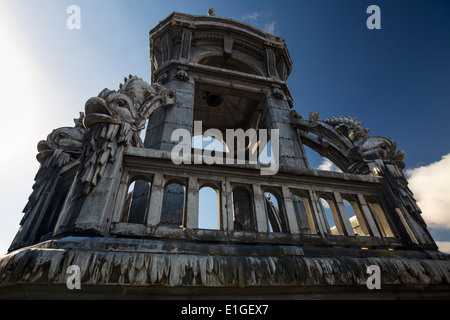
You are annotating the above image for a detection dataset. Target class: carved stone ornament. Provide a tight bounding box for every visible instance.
[19,114,86,228]
[207,8,217,16]
[289,111,435,246]
[36,113,86,168]
[290,112,405,175]
[287,96,294,108]
[78,75,179,195]
[175,69,189,82]
[272,87,285,100]
[157,72,169,85]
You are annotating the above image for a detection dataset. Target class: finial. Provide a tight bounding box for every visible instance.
[208,8,217,17]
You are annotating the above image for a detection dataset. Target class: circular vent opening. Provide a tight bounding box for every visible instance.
[206,94,222,108]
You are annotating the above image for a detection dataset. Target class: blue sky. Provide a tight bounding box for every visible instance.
[0,0,449,253]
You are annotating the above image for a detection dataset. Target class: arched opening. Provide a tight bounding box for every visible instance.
[318,195,342,235]
[122,179,151,224]
[198,56,261,76]
[192,131,276,167]
[341,195,372,237]
[304,145,342,172]
[320,198,336,235]
[263,190,288,233]
[193,83,265,159]
[232,187,255,231]
[291,192,317,234]
[366,198,395,238]
[198,186,220,230]
[160,182,185,227]
[264,192,278,232]
[343,199,363,236]
[139,118,150,145]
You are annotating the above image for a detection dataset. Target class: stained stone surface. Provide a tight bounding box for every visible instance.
[1,237,449,299]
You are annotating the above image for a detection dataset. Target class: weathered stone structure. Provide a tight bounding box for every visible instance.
[0,11,449,300]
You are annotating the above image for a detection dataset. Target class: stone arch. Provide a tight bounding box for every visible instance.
[232,186,256,231]
[291,189,317,234]
[196,53,264,76]
[340,194,370,237]
[121,177,152,224]
[199,181,221,191]
[198,185,221,230]
[160,180,186,227]
[317,193,342,235]
[262,187,288,233]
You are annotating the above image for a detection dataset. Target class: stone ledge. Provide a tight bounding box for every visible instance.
[1,238,449,297]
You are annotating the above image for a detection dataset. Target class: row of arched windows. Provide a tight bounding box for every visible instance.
[318,193,394,237]
[120,177,394,238]
[121,179,222,230]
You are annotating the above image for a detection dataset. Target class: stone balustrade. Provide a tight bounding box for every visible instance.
[108,146,403,250]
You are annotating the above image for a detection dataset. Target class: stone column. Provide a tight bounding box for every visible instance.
[223,181,235,233]
[309,190,328,235]
[144,71,195,152]
[282,187,300,234]
[185,176,199,229]
[220,181,230,231]
[357,194,382,238]
[262,93,309,170]
[252,184,269,233]
[111,170,133,224]
[333,192,355,236]
[147,173,165,227]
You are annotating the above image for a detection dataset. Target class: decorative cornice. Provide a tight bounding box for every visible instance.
[1,240,449,290]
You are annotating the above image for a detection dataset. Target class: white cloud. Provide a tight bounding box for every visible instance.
[263,21,276,34]
[241,12,261,22]
[317,159,343,173]
[241,11,276,34]
[320,198,330,209]
[313,156,450,249]
[437,241,450,254]
[406,154,450,230]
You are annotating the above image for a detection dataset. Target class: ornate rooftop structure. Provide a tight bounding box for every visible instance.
[0,10,449,299]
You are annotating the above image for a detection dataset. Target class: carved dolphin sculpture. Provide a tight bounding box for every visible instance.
[78,75,179,195]
[36,115,85,167]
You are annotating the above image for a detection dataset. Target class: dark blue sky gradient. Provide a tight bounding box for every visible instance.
[11,0,449,167]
